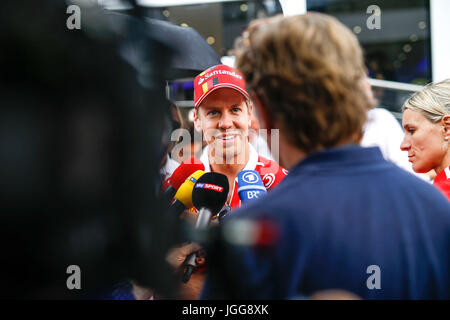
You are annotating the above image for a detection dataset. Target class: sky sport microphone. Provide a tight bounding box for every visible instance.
[182,172,229,282]
[162,159,205,202]
[167,170,205,218]
[237,170,267,204]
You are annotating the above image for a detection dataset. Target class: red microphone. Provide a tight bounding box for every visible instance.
[162,158,205,202]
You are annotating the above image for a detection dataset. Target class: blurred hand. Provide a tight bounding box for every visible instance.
[166,242,202,271]
[167,209,216,300]
[165,242,205,300]
[131,282,154,300]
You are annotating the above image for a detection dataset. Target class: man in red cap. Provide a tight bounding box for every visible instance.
[162,65,287,299]
[191,64,287,209]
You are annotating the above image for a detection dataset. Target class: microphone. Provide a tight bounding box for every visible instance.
[237,170,267,204]
[162,158,205,203]
[217,205,231,223]
[182,172,229,282]
[167,170,205,218]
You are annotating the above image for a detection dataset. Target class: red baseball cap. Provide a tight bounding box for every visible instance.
[193,64,250,109]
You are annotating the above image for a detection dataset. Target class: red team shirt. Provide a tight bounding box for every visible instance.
[163,144,287,274]
[434,166,450,201]
[165,144,288,211]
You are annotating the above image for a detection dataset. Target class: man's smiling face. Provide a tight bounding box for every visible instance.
[194,87,252,163]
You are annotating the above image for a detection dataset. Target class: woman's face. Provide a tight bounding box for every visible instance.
[400,109,447,173]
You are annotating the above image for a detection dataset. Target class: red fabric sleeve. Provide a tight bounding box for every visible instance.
[256,156,288,191]
[435,180,450,201]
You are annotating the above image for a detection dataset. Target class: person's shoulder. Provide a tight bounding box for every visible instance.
[226,190,283,221]
[390,167,450,212]
[370,107,394,117]
[230,168,302,219]
[255,156,288,189]
[162,157,204,188]
[225,179,310,243]
[435,179,450,201]
[165,157,180,175]
[369,108,401,125]
[256,155,287,174]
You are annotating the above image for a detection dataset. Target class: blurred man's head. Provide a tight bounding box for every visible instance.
[0,0,179,298]
[234,13,370,165]
[193,65,253,163]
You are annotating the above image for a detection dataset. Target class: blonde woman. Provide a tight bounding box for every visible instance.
[400,79,450,200]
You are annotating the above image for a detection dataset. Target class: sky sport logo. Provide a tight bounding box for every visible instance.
[195,182,224,192]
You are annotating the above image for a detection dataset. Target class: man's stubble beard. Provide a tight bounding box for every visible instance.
[210,135,247,165]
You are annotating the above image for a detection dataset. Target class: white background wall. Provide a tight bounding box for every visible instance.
[430,0,450,82]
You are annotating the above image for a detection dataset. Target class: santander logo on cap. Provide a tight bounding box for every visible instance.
[197,68,243,85]
[194,64,249,109]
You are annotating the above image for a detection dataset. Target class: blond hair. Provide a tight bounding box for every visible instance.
[402,79,450,123]
[234,13,369,153]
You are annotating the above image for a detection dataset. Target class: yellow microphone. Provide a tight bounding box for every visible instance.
[169,170,205,215]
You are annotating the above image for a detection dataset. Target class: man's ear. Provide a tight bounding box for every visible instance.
[250,91,272,130]
[193,107,202,132]
[442,115,450,141]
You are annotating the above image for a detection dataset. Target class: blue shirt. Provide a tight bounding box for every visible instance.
[202,145,450,299]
